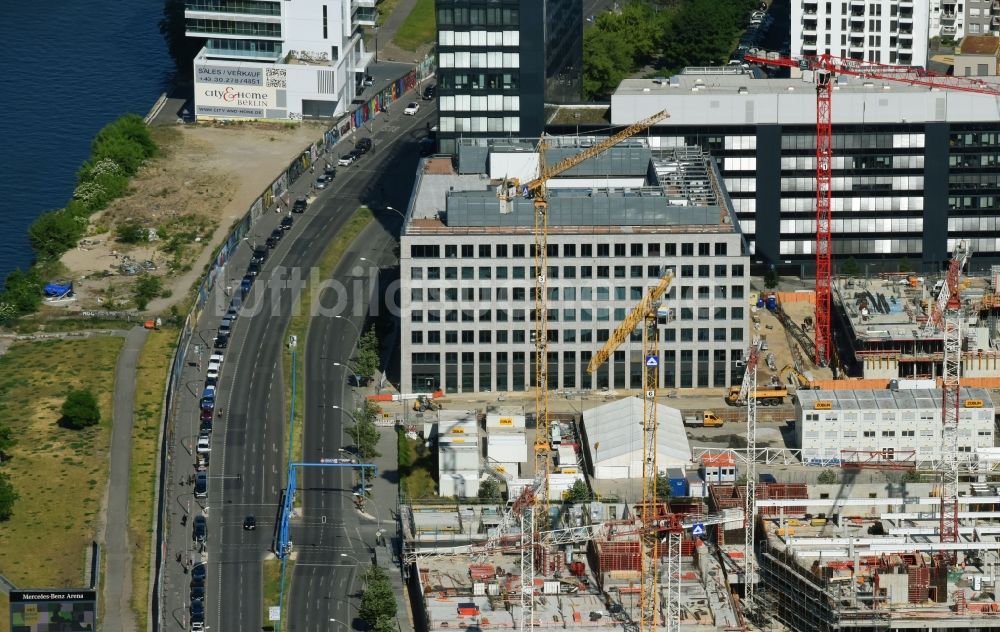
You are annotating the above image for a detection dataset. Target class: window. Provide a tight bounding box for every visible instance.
[597,266,610,279]
[582,244,593,257]
[698,265,710,278]
[445,266,457,279]
[461,309,474,321]
[714,265,727,277]
[732,285,744,299]
[479,331,491,343]
[630,265,643,278]
[648,243,660,256]
[444,288,457,301]
[412,244,440,258]
[479,309,491,322]
[496,267,508,280]
[698,243,710,256]
[411,331,423,344]
[411,288,423,301]
[597,244,609,257]
[513,288,526,301]
[479,244,491,258]
[513,266,525,279]
[714,243,728,256]
[581,266,592,279]
[631,243,643,256]
[681,265,694,277]
[427,267,440,280]
[863,430,876,438]
[445,245,457,258]
[902,430,915,437]
[479,266,491,279]
[682,243,694,256]
[513,244,525,257]
[411,268,423,280]
[412,310,423,322]
[666,243,677,256]
[614,266,626,278]
[614,244,626,256]
[882,430,895,437]
[732,264,745,277]
[445,310,457,322]
[461,245,474,257]
[446,331,457,343]
[462,330,475,343]
[428,331,440,344]
[563,244,576,257]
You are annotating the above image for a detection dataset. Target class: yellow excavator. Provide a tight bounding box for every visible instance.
[779,365,813,390]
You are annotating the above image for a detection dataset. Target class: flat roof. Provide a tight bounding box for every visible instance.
[797,387,994,411]
[834,277,940,342]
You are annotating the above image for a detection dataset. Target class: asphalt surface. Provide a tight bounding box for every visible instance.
[160,97,436,632]
[102,326,149,632]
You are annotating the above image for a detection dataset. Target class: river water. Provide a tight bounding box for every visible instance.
[0,1,173,287]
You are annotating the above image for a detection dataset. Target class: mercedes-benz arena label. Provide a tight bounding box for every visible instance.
[10,590,97,631]
[194,64,287,119]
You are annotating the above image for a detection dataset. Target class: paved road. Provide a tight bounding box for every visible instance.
[288,214,400,631]
[154,102,436,632]
[102,325,150,632]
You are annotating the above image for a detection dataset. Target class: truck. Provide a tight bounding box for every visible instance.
[725,385,787,406]
[683,410,724,427]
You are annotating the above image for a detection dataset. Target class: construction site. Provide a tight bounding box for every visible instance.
[391,51,1000,632]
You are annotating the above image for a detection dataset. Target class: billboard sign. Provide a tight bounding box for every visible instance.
[9,590,97,631]
[195,64,287,119]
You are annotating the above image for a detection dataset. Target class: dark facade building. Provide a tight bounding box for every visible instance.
[435,0,583,154]
[610,70,1000,274]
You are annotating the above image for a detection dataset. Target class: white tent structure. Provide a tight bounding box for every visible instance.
[583,397,692,480]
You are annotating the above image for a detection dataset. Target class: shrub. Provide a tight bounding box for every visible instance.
[61,388,101,429]
[0,473,18,521]
[0,268,43,322]
[817,469,838,485]
[90,114,157,176]
[116,222,147,244]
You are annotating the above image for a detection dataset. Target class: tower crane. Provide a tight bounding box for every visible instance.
[738,339,763,613]
[939,243,969,550]
[588,267,675,632]
[924,241,972,335]
[742,51,1000,367]
[491,109,670,632]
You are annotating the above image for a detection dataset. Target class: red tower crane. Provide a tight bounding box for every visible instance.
[742,51,1000,366]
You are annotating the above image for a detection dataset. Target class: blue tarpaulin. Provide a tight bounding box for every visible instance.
[44,283,72,297]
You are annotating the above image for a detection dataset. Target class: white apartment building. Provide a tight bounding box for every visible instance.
[930,0,1000,39]
[795,388,995,465]
[791,0,928,67]
[185,0,375,120]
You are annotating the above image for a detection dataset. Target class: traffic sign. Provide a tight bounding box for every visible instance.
[691,523,705,537]
[645,355,659,367]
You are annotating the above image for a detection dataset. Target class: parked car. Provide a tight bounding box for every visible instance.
[292,196,308,212]
[247,261,261,277]
[197,435,211,453]
[191,601,205,623]
[191,562,206,584]
[356,137,373,153]
[225,305,239,322]
[243,515,257,530]
[200,409,214,423]
[194,473,208,497]
[214,333,229,349]
[280,215,294,231]
[323,165,337,177]
[210,352,224,365]
[251,247,268,264]
[338,152,357,166]
[239,278,253,299]
[190,585,205,604]
[200,419,213,434]
[348,148,364,162]
[362,74,374,87]
[218,318,232,336]
[266,234,279,249]
[205,367,219,386]
[193,515,207,542]
[315,176,329,190]
[202,385,216,400]
[422,84,436,100]
[200,397,215,412]
[403,102,420,115]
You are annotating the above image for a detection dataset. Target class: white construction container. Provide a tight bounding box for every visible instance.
[543,581,560,595]
[549,472,584,497]
[557,445,577,466]
[440,440,480,471]
[439,471,480,498]
[487,433,528,463]
[486,406,526,429]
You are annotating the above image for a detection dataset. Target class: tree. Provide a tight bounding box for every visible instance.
[478,478,503,502]
[372,616,397,632]
[61,388,101,429]
[133,274,163,310]
[116,222,147,244]
[816,469,838,485]
[564,479,591,502]
[397,428,414,470]
[583,1,668,99]
[359,565,396,626]
[764,267,779,289]
[346,401,381,460]
[354,325,380,384]
[841,257,861,277]
[661,0,753,71]
[902,469,922,483]
[655,472,672,501]
[898,257,914,273]
[28,209,86,260]
[0,473,18,521]
[0,267,42,323]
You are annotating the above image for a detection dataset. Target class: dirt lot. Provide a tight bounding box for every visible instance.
[54,121,329,314]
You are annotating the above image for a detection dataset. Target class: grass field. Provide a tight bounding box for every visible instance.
[0,337,124,589]
[392,0,436,51]
[128,329,177,625]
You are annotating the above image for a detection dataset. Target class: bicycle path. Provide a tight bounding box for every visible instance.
[100,325,150,632]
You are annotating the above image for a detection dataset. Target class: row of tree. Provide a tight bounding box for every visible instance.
[0,115,158,325]
[583,0,757,99]
[358,565,398,632]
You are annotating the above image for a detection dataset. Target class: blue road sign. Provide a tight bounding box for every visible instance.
[645,355,659,367]
[691,523,705,537]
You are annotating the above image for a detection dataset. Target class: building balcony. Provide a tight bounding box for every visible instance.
[941,11,958,22]
[352,6,377,26]
[352,0,376,7]
[849,12,866,21]
[802,22,817,36]
[185,1,281,17]
[185,18,282,39]
[849,0,865,6]
[899,12,913,22]
[849,41,865,53]
[941,24,958,34]
[202,40,283,60]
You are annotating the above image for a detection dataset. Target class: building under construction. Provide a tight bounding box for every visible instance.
[401,500,744,630]
[833,272,1000,382]
[753,482,1000,631]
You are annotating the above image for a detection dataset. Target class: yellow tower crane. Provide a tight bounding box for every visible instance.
[495,108,670,632]
[588,267,675,632]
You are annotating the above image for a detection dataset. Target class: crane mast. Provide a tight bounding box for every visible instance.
[940,245,968,549]
[589,268,674,632]
[500,110,670,632]
[742,340,762,612]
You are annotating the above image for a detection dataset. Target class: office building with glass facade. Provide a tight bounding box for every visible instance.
[434,0,583,154]
[399,140,750,394]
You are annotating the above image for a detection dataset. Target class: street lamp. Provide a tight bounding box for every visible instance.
[329,618,351,631]
[332,315,362,341]
[385,206,405,220]
[333,361,362,389]
[340,552,363,565]
[330,404,359,424]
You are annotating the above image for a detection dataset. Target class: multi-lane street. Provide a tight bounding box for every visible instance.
[162,92,436,632]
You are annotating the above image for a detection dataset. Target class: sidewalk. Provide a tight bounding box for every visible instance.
[370,0,435,64]
[101,325,150,632]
